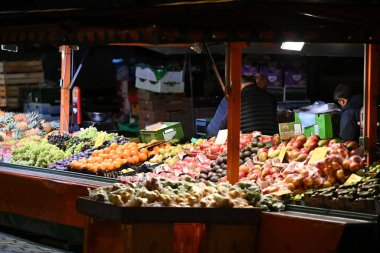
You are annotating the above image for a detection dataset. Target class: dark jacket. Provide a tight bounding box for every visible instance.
[206,84,278,137]
[339,94,363,142]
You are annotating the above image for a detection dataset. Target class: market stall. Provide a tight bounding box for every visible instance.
[0,1,379,252]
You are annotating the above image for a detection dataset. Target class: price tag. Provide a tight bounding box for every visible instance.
[308,147,328,165]
[278,147,287,163]
[178,152,186,160]
[94,132,106,147]
[191,138,198,143]
[215,129,228,145]
[343,174,362,186]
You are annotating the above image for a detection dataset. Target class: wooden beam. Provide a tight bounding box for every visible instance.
[364,44,379,164]
[59,45,72,133]
[226,42,244,184]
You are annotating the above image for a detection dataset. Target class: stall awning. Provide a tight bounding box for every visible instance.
[1,1,380,44]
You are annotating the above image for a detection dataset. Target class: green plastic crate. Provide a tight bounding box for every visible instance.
[140,122,184,143]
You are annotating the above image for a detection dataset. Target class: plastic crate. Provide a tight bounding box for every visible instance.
[140,122,184,143]
[196,118,210,136]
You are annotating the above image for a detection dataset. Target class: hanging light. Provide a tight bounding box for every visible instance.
[280,42,304,51]
[190,43,202,54]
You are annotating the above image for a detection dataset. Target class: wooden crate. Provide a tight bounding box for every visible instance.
[0,72,43,85]
[0,97,19,108]
[0,60,43,73]
[0,86,20,97]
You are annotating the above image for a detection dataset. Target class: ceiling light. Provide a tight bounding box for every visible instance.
[281,42,304,51]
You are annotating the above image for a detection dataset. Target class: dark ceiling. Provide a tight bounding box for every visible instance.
[0,1,380,44]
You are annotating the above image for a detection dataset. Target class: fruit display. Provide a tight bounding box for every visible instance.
[291,178,379,213]
[148,143,184,163]
[366,161,380,175]
[0,111,59,141]
[88,177,285,210]
[11,140,68,167]
[52,149,95,171]
[197,155,228,182]
[69,142,150,174]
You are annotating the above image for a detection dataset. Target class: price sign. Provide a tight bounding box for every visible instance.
[215,129,228,145]
[278,147,287,163]
[343,174,362,186]
[191,138,198,143]
[308,147,328,165]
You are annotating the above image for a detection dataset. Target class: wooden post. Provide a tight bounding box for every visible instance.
[59,45,72,133]
[364,44,379,164]
[226,43,244,184]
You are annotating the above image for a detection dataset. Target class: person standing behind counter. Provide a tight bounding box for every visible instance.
[206,74,278,137]
[333,84,363,142]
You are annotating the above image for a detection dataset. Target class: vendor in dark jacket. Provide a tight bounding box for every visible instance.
[207,74,278,137]
[333,84,363,142]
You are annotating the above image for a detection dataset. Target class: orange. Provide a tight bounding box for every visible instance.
[103,147,111,154]
[92,150,100,156]
[126,157,134,164]
[95,157,103,163]
[122,150,131,159]
[132,155,140,164]
[110,142,119,149]
[140,148,149,155]
[130,149,139,157]
[139,153,148,162]
[113,161,122,169]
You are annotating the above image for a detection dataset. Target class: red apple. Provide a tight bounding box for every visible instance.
[349,162,360,172]
[296,135,307,143]
[342,159,351,170]
[258,152,268,162]
[239,170,247,178]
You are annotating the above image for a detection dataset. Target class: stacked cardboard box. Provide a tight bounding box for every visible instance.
[137,89,192,130]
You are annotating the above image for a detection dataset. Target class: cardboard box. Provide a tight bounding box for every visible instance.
[278,122,302,140]
[138,89,171,101]
[139,109,167,122]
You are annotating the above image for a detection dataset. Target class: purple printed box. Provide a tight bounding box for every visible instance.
[242,64,259,76]
[260,67,283,87]
[284,70,307,87]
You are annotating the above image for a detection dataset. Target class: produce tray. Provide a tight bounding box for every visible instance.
[0,162,117,184]
[77,197,262,224]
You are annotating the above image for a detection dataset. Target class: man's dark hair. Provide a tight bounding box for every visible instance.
[334,84,353,101]
[241,74,256,84]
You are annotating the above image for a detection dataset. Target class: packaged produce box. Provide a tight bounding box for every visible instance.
[260,66,283,88]
[135,64,184,93]
[140,122,184,143]
[278,122,302,140]
[284,70,307,87]
[294,112,334,139]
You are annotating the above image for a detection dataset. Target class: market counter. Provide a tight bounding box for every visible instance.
[259,211,378,253]
[77,197,379,253]
[0,164,113,245]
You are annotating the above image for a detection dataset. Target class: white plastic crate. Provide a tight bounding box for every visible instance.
[135,65,184,93]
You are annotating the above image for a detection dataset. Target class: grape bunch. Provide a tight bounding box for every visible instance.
[53,148,95,171]
[47,133,71,150]
[11,140,67,168]
[65,137,94,155]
